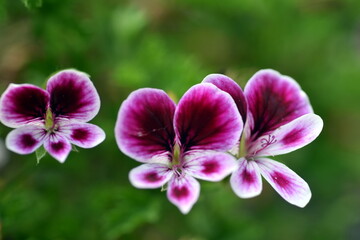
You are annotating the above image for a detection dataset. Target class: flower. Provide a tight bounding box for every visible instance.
[115,83,243,214]
[203,69,323,207]
[0,69,106,163]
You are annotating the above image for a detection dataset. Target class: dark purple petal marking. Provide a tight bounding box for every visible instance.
[129,163,172,189]
[5,125,46,154]
[51,141,65,153]
[244,70,313,141]
[20,134,37,149]
[46,70,100,122]
[271,171,291,190]
[175,83,242,153]
[167,175,200,214]
[201,160,219,174]
[230,158,262,198]
[203,74,247,123]
[256,158,311,207]
[60,122,105,149]
[44,134,72,163]
[172,185,190,199]
[115,88,176,163]
[184,152,236,181]
[71,128,89,141]
[282,128,304,145]
[0,84,49,127]
[241,168,255,184]
[144,172,162,182]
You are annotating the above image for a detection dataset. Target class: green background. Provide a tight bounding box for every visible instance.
[1,0,360,239]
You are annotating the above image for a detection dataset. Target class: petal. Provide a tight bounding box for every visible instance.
[5,124,46,154]
[248,114,323,156]
[175,83,243,152]
[230,158,262,198]
[44,133,72,163]
[59,122,106,148]
[244,69,313,141]
[115,88,176,163]
[167,175,200,214]
[46,70,100,122]
[129,163,173,189]
[184,151,237,181]
[202,74,247,123]
[0,84,49,128]
[256,158,311,207]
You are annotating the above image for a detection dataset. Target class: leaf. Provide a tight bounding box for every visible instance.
[22,0,42,9]
[72,145,79,152]
[35,146,46,164]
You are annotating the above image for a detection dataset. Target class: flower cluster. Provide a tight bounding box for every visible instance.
[0,68,323,214]
[115,69,323,213]
[0,70,105,163]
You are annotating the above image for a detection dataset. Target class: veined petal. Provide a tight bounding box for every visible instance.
[230,158,262,198]
[0,84,49,128]
[5,124,46,154]
[244,69,313,141]
[115,88,176,163]
[256,158,311,208]
[202,74,247,123]
[184,151,237,181]
[46,70,100,122]
[167,175,200,214]
[44,133,72,163]
[248,114,323,156]
[60,122,105,148]
[175,83,242,152]
[129,163,172,189]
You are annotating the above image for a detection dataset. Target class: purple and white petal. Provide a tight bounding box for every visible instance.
[167,175,200,214]
[202,74,247,123]
[175,83,242,152]
[115,88,176,163]
[129,163,172,189]
[0,84,49,128]
[248,114,323,156]
[46,70,100,122]
[244,69,313,141]
[44,133,72,163]
[230,158,262,198]
[60,122,105,148]
[256,158,311,208]
[184,151,237,181]
[5,124,46,154]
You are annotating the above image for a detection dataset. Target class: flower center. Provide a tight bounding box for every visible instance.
[171,143,184,177]
[44,108,57,132]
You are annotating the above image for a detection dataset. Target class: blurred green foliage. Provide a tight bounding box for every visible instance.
[1,0,360,239]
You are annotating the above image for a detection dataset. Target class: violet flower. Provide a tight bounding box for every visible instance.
[0,70,105,163]
[203,69,323,207]
[115,83,243,213]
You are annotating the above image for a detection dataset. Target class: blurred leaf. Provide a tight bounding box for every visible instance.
[35,146,46,164]
[22,0,42,9]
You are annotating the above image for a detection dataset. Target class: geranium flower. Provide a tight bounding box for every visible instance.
[0,70,105,163]
[203,69,323,207]
[115,83,243,213]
